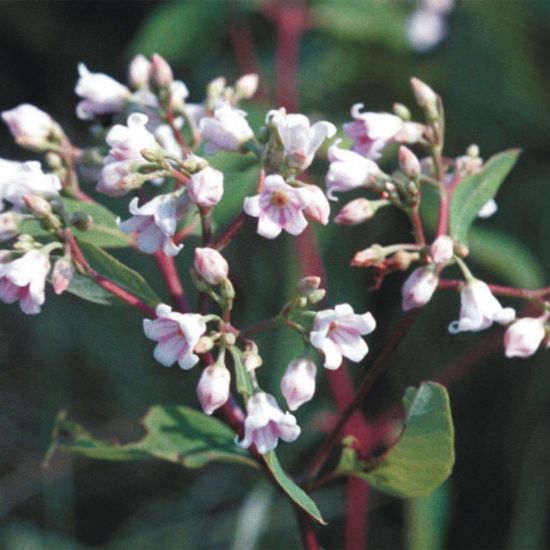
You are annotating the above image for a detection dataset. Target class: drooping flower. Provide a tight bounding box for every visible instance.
[280,357,317,411]
[0,249,50,315]
[402,267,438,311]
[98,113,161,197]
[269,109,336,173]
[243,175,312,239]
[75,63,131,120]
[237,392,301,454]
[504,316,548,359]
[430,235,454,265]
[325,144,380,200]
[448,279,515,333]
[310,304,376,369]
[187,167,224,208]
[197,365,231,415]
[194,248,229,285]
[143,304,206,369]
[118,193,186,257]
[199,104,254,154]
[2,104,62,150]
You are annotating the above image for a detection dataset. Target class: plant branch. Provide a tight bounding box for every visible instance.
[153,252,189,313]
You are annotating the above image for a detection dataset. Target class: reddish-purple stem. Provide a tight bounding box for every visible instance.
[153,252,189,313]
[439,279,550,300]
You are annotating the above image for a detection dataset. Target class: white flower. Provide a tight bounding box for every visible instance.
[310,304,376,369]
[504,316,547,359]
[98,113,161,197]
[143,304,206,369]
[237,392,301,454]
[430,235,454,264]
[302,184,330,225]
[197,366,231,415]
[448,280,515,333]
[325,144,380,200]
[280,357,317,411]
[194,248,229,285]
[2,104,61,150]
[0,159,60,212]
[75,63,131,120]
[270,109,336,172]
[199,104,254,154]
[187,167,224,208]
[402,267,438,311]
[0,249,50,315]
[127,54,151,89]
[235,73,259,99]
[406,9,448,53]
[118,193,186,257]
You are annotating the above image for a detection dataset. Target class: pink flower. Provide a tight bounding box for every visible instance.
[98,113,161,196]
[430,235,454,264]
[2,104,61,150]
[334,198,376,225]
[199,104,254,154]
[127,55,151,89]
[194,247,229,285]
[402,267,438,311]
[238,392,301,454]
[280,357,317,411]
[302,184,330,225]
[504,316,548,359]
[243,175,312,239]
[75,63,131,120]
[118,193,186,257]
[143,304,206,369]
[310,304,376,369]
[270,109,336,172]
[0,249,50,315]
[197,366,231,415]
[187,167,224,208]
[325,144,380,200]
[449,280,515,333]
[150,53,173,87]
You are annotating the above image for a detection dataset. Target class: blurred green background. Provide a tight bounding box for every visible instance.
[1,1,550,548]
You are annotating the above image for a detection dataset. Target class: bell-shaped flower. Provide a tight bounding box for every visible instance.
[402,267,438,311]
[194,247,229,285]
[118,193,186,257]
[302,184,330,225]
[197,365,231,415]
[448,279,515,333]
[280,357,317,411]
[430,235,454,264]
[143,304,206,369]
[270,109,336,173]
[0,159,61,212]
[127,55,151,89]
[325,144,380,200]
[2,104,62,151]
[504,316,548,359]
[243,175,312,239]
[187,167,224,208]
[98,113,161,196]
[75,63,131,120]
[0,249,50,315]
[199,104,254,154]
[310,303,376,369]
[237,392,301,454]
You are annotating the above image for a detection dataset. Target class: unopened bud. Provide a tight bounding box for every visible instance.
[410,77,438,117]
[220,332,236,347]
[45,152,63,170]
[235,73,259,99]
[207,77,226,102]
[335,198,376,225]
[402,267,438,312]
[71,212,94,231]
[430,235,454,265]
[140,148,164,164]
[307,289,326,304]
[242,341,263,372]
[14,234,36,252]
[195,335,215,354]
[23,194,52,218]
[197,365,231,415]
[0,211,21,241]
[52,257,74,295]
[194,247,229,285]
[181,155,209,173]
[351,245,385,267]
[220,279,235,302]
[128,54,151,89]
[297,276,322,297]
[393,103,411,121]
[467,144,480,158]
[280,357,317,411]
[150,53,173,88]
[392,250,413,271]
[399,146,421,178]
[453,242,469,258]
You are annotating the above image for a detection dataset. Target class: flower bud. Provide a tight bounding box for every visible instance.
[23,194,52,218]
[351,245,385,267]
[504,316,547,359]
[430,235,454,265]
[392,250,414,271]
[402,267,438,311]
[150,53,173,88]
[410,77,438,113]
[302,185,330,225]
[194,247,229,285]
[280,357,317,411]
[207,77,227,103]
[393,103,411,121]
[399,146,421,178]
[71,212,94,232]
[195,335,215,354]
[0,212,21,241]
[235,73,259,99]
[187,167,224,209]
[52,257,74,295]
[467,144,480,158]
[242,341,263,372]
[335,198,375,225]
[128,54,151,89]
[297,276,321,297]
[197,366,231,415]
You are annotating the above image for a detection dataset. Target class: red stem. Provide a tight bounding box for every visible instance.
[153,252,189,313]
[438,279,550,300]
[435,186,450,237]
[212,212,246,251]
[346,478,369,550]
[296,509,320,550]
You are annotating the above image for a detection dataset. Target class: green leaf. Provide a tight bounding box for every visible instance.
[78,241,161,307]
[229,348,254,398]
[449,149,520,244]
[48,406,257,469]
[64,272,118,306]
[337,382,454,498]
[263,451,326,525]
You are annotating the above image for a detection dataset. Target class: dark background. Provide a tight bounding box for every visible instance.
[1,1,550,548]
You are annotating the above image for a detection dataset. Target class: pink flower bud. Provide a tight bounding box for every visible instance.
[302,184,330,225]
[128,54,151,89]
[399,146,421,177]
[2,104,60,150]
[402,267,438,311]
[194,247,229,285]
[410,77,438,112]
[23,194,52,217]
[187,167,224,208]
[297,276,321,297]
[150,53,173,87]
[235,73,259,99]
[351,245,385,267]
[51,258,74,295]
[430,235,454,264]
[197,366,231,415]
[335,198,375,225]
[280,357,317,411]
[504,316,547,359]
[0,212,21,241]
